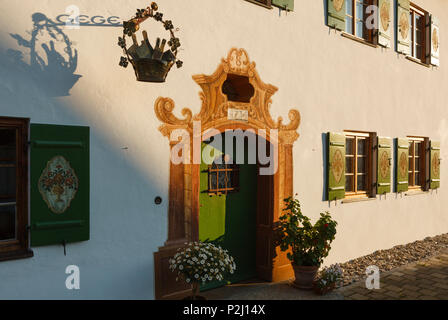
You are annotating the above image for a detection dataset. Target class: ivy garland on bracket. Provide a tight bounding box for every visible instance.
[117,2,182,82]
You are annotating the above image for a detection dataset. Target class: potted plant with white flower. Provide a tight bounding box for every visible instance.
[313,264,343,295]
[169,241,236,300]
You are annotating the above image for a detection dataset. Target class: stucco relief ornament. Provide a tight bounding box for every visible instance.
[154,48,301,145]
[433,29,439,52]
[399,152,407,179]
[333,0,344,12]
[331,149,344,183]
[379,151,390,179]
[380,1,390,31]
[38,156,79,214]
[399,12,410,40]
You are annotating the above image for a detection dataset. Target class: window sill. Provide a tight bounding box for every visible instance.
[405,56,431,68]
[244,0,272,9]
[342,196,376,204]
[0,249,34,262]
[405,190,428,196]
[341,32,378,48]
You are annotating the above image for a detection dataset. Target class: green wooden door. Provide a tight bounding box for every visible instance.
[199,135,258,291]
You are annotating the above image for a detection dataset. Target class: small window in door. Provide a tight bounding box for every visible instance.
[208,155,239,195]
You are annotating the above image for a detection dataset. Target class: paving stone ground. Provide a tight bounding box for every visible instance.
[337,249,448,300]
[202,250,448,300]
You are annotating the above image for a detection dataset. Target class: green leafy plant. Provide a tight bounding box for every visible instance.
[278,196,337,266]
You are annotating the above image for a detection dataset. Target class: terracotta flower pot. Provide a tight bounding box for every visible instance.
[313,282,336,295]
[292,264,319,289]
[182,281,207,300]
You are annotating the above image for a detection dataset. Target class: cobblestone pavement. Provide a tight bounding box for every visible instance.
[338,250,448,300]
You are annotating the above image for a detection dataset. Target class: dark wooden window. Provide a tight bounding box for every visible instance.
[208,156,239,195]
[244,0,272,9]
[345,0,375,43]
[345,131,371,196]
[408,137,424,188]
[410,4,427,62]
[0,117,32,261]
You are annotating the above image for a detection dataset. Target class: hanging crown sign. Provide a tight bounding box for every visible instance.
[118,2,182,82]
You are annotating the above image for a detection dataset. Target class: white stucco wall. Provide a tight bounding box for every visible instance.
[0,0,446,299]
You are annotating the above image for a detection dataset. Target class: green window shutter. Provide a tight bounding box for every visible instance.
[378,0,392,48]
[377,137,392,194]
[430,140,440,189]
[327,132,345,200]
[396,0,411,55]
[327,0,346,31]
[272,0,294,11]
[30,124,90,246]
[430,15,440,66]
[395,138,409,193]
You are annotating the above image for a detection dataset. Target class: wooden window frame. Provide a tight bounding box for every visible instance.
[244,0,272,9]
[0,117,33,262]
[409,3,427,63]
[344,0,375,44]
[344,131,372,198]
[407,136,425,190]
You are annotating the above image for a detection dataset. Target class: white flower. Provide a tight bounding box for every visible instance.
[186,278,190,283]
[194,274,199,279]
[179,265,183,270]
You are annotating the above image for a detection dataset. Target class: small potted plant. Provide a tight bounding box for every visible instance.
[169,241,236,300]
[278,196,337,289]
[313,264,343,295]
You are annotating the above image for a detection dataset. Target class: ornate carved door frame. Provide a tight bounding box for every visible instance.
[153,48,300,300]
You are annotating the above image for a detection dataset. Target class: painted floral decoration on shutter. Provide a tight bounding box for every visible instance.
[380,1,391,31]
[399,12,410,39]
[38,156,79,214]
[432,152,440,176]
[399,152,407,179]
[379,150,390,179]
[433,29,439,52]
[332,149,344,183]
[333,0,344,12]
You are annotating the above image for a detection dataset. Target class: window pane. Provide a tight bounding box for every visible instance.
[415,172,420,185]
[218,171,226,189]
[0,204,16,241]
[357,157,366,173]
[416,30,423,44]
[415,158,420,171]
[356,1,364,19]
[416,46,422,59]
[357,139,366,155]
[346,17,353,34]
[0,129,16,161]
[346,138,354,155]
[356,20,364,38]
[0,167,16,198]
[346,0,353,16]
[346,157,354,174]
[345,175,354,192]
[357,174,366,191]
[210,171,217,190]
[415,142,421,155]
